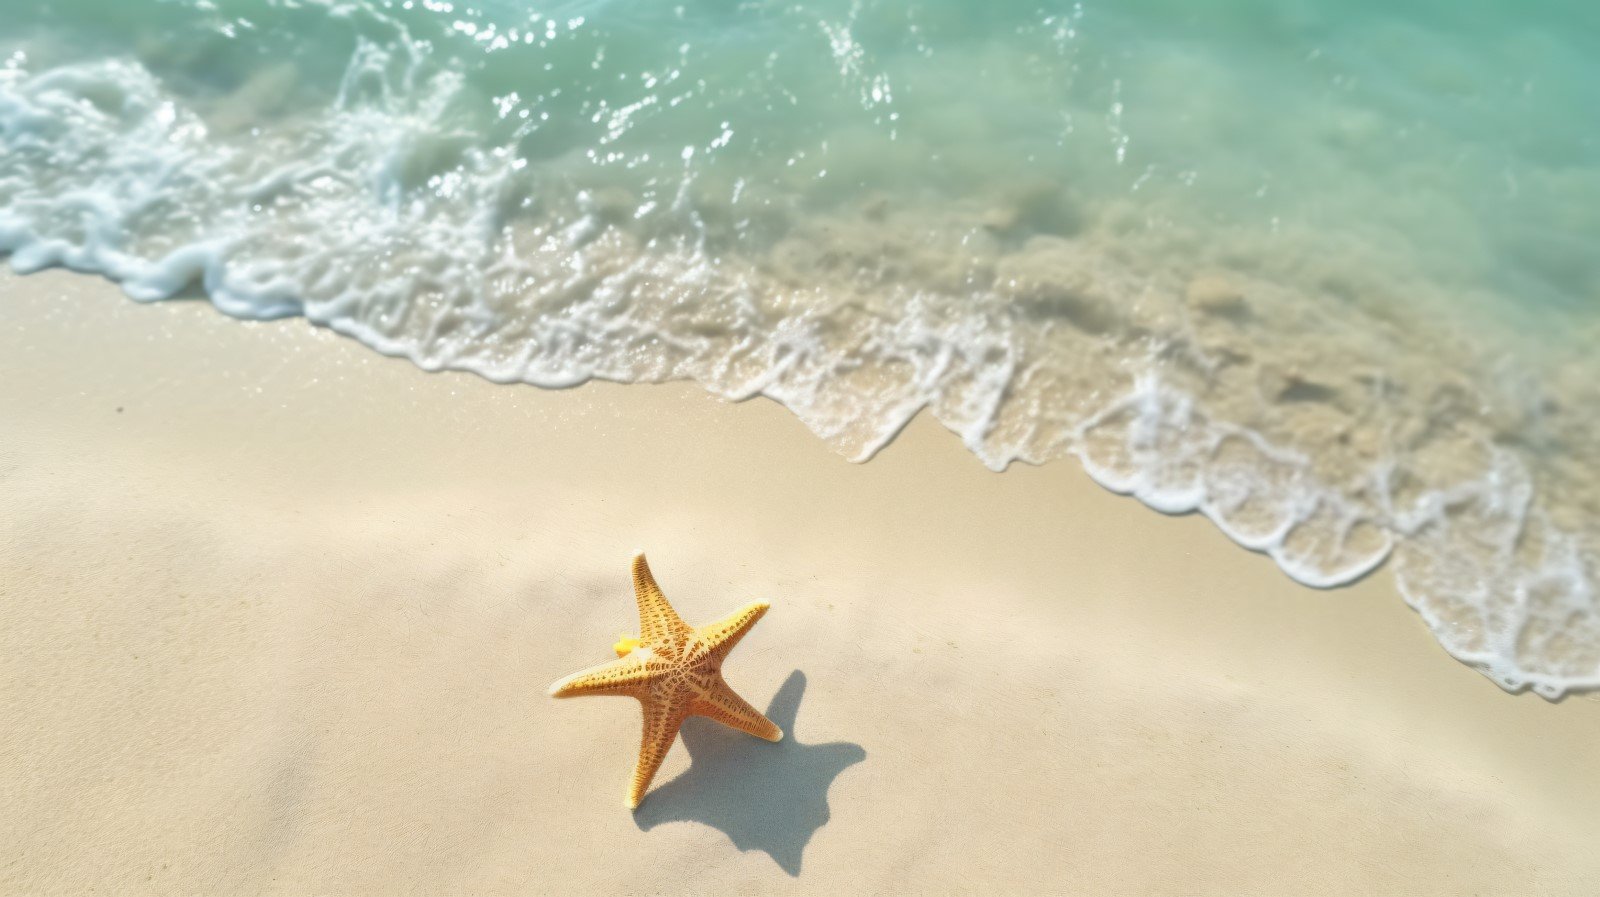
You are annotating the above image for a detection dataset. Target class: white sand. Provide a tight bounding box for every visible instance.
[3,268,1599,895]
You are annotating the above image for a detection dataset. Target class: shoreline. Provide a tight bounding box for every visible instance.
[4,267,1600,895]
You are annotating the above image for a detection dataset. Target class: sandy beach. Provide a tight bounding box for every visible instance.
[4,267,1600,895]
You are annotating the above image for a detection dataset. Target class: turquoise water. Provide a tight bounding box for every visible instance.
[3,0,1598,694]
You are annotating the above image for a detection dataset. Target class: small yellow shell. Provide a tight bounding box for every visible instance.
[613,636,643,657]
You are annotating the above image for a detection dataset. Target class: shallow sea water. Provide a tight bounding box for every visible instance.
[2,0,1597,695]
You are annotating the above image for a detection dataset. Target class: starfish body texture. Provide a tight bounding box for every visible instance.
[549,553,783,808]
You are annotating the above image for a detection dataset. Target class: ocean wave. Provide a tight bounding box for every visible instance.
[3,0,1598,696]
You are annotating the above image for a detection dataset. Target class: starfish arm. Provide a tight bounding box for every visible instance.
[697,601,771,661]
[632,553,692,645]
[627,698,688,809]
[692,678,783,742]
[548,653,654,699]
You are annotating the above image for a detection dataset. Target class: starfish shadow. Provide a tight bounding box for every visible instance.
[634,670,864,876]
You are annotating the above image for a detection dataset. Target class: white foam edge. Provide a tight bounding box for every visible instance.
[5,213,1594,699]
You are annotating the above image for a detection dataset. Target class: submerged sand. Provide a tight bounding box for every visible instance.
[3,267,1599,895]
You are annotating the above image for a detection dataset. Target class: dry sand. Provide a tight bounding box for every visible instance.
[3,267,1599,895]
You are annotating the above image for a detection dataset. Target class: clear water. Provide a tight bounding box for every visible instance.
[2,0,1598,695]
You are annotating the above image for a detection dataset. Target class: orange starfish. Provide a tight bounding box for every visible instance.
[549,553,783,809]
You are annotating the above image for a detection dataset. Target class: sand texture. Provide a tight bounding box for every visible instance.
[3,268,1600,896]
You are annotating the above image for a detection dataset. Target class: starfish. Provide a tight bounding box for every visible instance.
[549,553,783,809]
